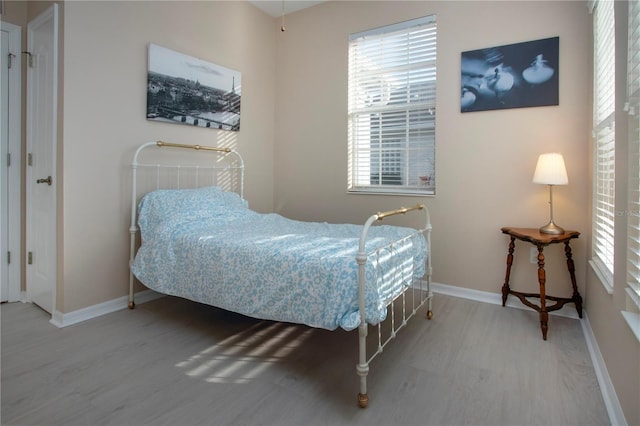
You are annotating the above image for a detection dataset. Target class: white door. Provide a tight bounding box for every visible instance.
[0,21,22,303]
[26,4,58,314]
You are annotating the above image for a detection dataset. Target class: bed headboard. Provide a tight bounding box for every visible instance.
[128,140,244,308]
[132,141,244,195]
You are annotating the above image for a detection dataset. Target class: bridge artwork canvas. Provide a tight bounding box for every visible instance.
[147,43,241,131]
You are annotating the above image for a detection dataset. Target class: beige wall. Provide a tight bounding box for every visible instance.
[3,0,637,424]
[275,0,590,298]
[61,0,277,311]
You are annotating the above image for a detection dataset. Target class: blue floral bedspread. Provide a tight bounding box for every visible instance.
[131,187,427,331]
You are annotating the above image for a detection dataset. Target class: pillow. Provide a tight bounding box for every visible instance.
[137,186,248,238]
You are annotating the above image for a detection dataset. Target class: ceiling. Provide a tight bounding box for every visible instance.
[247,0,327,18]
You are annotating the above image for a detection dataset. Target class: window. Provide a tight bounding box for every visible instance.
[591,0,615,290]
[624,0,640,340]
[348,16,437,195]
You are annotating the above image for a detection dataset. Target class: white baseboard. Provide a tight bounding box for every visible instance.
[49,290,164,328]
[428,281,626,426]
[580,312,628,426]
[429,281,581,319]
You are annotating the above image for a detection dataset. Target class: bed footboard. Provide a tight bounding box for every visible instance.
[356,204,433,408]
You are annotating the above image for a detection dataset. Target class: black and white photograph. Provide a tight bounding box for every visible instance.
[461,36,559,113]
[147,43,241,131]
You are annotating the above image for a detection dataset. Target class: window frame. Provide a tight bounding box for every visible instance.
[623,0,640,340]
[347,15,437,197]
[590,0,616,292]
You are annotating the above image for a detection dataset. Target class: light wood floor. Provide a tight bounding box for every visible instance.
[1,294,609,426]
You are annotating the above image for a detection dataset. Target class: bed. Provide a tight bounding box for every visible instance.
[128,141,433,408]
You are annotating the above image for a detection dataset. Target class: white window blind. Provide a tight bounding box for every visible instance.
[592,0,616,288]
[348,15,437,195]
[626,0,640,315]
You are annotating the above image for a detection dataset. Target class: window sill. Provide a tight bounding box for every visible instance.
[626,286,640,310]
[348,188,435,197]
[589,259,614,294]
[621,311,640,343]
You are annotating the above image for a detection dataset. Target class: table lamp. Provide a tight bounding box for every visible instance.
[532,153,568,235]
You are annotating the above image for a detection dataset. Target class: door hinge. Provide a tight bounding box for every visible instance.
[7,53,16,69]
[28,153,33,166]
[28,251,33,265]
[7,251,10,264]
[22,51,33,68]
[7,153,10,167]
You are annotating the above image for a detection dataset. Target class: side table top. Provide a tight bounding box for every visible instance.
[501,227,580,245]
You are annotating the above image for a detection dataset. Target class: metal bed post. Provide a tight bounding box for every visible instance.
[355,203,432,408]
[128,141,157,309]
[356,213,378,408]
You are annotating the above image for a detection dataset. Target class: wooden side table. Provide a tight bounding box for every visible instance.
[500,227,583,340]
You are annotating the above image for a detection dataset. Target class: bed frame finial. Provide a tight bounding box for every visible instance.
[358,393,369,408]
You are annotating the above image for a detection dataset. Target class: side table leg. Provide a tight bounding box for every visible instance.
[564,241,583,318]
[537,245,548,341]
[502,237,516,306]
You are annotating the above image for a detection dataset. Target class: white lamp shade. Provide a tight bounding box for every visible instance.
[532,153,568,185]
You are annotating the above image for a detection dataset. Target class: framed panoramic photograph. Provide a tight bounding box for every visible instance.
[147,43,241,131]
[461,36,559,113]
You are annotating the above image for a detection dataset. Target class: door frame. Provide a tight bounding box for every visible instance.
[1,21,22,303]
[25,4,58,314]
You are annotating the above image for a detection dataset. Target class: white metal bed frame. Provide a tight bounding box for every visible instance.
[128,141,433,408]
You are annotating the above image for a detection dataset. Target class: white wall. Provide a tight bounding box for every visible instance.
[275,1,591,299]
[62,0,277,311]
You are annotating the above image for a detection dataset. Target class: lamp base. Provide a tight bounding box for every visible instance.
[539,221,565,235]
